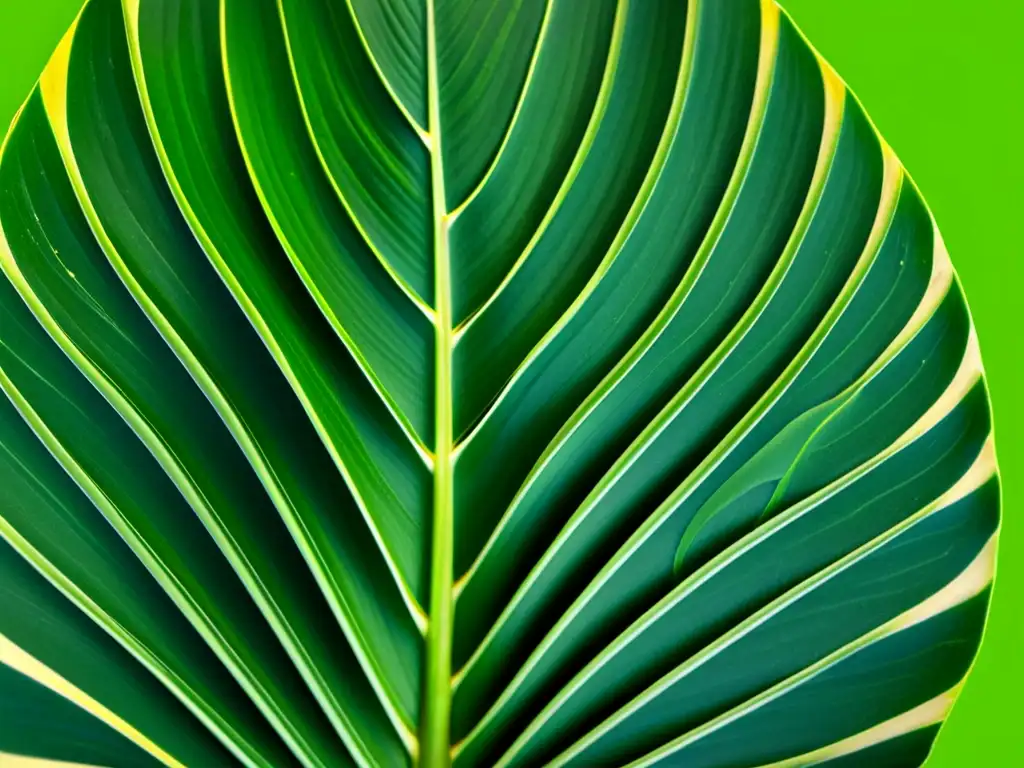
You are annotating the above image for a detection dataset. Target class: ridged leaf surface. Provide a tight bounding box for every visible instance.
[0,0,999,766]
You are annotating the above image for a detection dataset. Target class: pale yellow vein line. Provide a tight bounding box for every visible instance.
[0,755,102,768]
[0,523,219,768]
[0,637,182,768]
[753,687,958,767]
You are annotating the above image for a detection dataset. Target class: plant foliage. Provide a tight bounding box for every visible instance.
[0,0,999,766]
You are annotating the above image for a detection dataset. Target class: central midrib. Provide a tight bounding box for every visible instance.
[423,0,455,764]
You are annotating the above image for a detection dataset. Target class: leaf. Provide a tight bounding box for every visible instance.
[0,0,999,766]
[0,660,161,767]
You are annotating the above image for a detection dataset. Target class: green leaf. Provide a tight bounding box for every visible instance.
[0,662,161,767]
[0,0,1000,766]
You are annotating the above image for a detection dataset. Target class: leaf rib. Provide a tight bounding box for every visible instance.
[422,0,455,764]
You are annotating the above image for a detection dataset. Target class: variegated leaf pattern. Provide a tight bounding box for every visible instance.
[0,0,999,766]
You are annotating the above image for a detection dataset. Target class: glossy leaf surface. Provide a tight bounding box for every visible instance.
[0,0,999,766]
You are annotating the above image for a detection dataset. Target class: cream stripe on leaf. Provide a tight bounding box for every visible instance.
[753,688,957,767]
[0,537,238,768]
[0,637,174,768]
[0,0,999,766]
[1,755,106,768]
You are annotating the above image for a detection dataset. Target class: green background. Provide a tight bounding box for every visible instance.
[0,0,1019,764]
